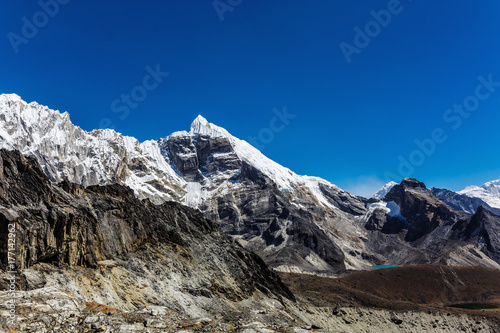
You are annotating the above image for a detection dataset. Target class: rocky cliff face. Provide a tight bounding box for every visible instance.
[0,149,300,332]
[452,205,500,263]
[383,178,469,242]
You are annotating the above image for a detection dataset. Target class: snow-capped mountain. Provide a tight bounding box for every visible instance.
[0,93,349,210]
[2,93,500,273]
[372,181,398,199]
[0,93,186,203]
[432,187,500,216]
[0,93,368,273]
[458,180,500,210]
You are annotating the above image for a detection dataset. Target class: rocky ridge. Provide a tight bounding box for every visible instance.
[0,149,300,331]
[363,178,500,268]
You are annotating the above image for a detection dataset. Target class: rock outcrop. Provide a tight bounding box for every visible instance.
[362,178,500,268]
[452,205,500,263]
[0,149,299,332]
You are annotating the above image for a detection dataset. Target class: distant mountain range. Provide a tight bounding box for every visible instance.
[431,187,500,216]
[2,93,500,275]
[372,179,500,216]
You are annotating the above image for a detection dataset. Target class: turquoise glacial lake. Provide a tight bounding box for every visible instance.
[372,265,397,269]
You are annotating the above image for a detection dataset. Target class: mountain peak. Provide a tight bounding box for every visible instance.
[459,179,500,209]
[191,115,209,128]
[373,181,398,199]
[400,178,426,189]
[189,115,227,137]
[0,93,23,103]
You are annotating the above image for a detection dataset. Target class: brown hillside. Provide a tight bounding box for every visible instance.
[281,265,500,312]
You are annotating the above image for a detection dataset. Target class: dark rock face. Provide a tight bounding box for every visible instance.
[318,183,366,216]
[431,187,500,216]
[162,135,204,182]
[201,159,347,273]
[361,178,500,268]
[365,208,387,231]
[384,178,469,242]
[195,136,241,177]
[159,132,350,274]
[453,206,500,262]
[0,149,294,303]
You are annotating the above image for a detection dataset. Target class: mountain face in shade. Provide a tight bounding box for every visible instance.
[383,178,469,242]
[2,94,500,274]
[451,205,500,263]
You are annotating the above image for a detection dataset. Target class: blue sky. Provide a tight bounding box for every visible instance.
[1,1,500,197]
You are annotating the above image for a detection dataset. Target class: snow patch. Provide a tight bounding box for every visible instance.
[185,182,203,208]
[366,200,405,219]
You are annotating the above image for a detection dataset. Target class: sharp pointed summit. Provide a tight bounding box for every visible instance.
[190,114,209,129]
[189,114,226,137]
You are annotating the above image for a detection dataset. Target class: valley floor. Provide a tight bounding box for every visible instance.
[2,265,500,333]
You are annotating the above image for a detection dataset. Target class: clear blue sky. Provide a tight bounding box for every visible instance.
[2,1,500,197]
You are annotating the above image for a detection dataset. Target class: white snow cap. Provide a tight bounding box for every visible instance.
[373,181,398,199]
[0,93,24,102]
[458,179,500,209]
[190,115,227,137]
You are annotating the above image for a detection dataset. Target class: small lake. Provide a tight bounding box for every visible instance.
[448,303,500,310]
[372,265,397,269]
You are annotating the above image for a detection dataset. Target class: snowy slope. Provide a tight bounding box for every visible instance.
[458,180,500,209]
[372,181,398,199]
